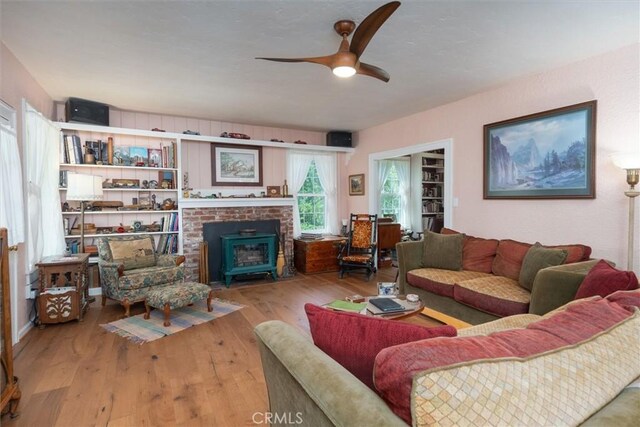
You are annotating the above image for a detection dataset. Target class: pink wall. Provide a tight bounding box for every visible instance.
[348,44,640,271]
[1,43,55,337]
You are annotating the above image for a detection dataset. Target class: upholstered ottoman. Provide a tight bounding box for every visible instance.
[144,282,213,326]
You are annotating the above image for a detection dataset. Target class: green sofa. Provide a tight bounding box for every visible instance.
[396,239,598,325]
[255,312,640,427]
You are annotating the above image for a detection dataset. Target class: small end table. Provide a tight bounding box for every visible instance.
[36,254,90,326]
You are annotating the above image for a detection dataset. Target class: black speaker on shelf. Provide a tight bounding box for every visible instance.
[65,97,109,126]
[326,131,352,147]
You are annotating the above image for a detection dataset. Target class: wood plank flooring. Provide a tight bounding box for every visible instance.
[3,268,438,427]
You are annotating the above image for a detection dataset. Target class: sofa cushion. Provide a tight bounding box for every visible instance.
[119,265,184,290]
[575,260,639,299]
[406,268,491,298]
[441,228,499,273]
[108,237,156,271]
[546,243,592,264]
[422,231,463,271]
[519,243,568,291]
[412,312,640,427]
[304,304,456,390]
[492,239,532,280]
[454,275,530,317]
[374,296,638,424]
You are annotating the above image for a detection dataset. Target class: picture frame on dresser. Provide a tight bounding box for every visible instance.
[211,143,263,186]
[483,100,596,199]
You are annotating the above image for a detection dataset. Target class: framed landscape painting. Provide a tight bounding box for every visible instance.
[211,143,262,186]
[349,174,365,196]
[483,100,596,199]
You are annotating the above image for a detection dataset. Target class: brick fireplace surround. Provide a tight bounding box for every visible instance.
[181,205,294,282]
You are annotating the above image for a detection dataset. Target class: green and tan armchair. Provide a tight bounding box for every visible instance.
[97,235,185,316]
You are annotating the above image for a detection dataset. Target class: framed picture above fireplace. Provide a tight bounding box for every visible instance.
[211,143,263,186]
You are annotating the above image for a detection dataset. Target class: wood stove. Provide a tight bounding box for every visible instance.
[220,233,277,287]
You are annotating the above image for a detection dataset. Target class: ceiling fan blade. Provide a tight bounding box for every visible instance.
[349,1,401,58]
[255,55,334,68]
[357,62,390,82]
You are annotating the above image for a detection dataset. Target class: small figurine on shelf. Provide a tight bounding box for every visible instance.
[182,172,193,198]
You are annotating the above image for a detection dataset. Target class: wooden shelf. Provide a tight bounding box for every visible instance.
[60,188,177,193]
[62,210,178,215]
[64,231,178,239]
[60,163,178,172]
[57,121,354,153]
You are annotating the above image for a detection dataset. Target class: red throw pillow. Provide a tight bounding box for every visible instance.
[492,239,533,280]
[304,303,456,390]
[440,228,498,273]
[574,260,639,299]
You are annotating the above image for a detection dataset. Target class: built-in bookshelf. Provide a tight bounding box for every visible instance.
[59,123,181,255]
[411,150,445,233]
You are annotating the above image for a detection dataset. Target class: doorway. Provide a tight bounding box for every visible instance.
[368,138,453,234]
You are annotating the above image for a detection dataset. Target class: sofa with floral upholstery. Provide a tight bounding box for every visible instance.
[97,235,185,316]
[254,289,640,427]
[396,229,596,324]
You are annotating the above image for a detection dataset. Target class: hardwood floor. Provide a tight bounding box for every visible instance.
[3,268,437,427]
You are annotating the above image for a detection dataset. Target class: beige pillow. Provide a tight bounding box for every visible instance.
[422,231,463,271]
[519,243,567,291]
[108,237,156,270]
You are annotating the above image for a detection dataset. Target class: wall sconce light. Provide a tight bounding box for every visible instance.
[611,153,640,271]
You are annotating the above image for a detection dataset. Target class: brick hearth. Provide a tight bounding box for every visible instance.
[181,206,294,282]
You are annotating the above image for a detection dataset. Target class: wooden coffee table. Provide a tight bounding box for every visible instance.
[420,307,472,329]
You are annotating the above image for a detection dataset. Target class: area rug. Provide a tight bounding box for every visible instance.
[101,298,244,344]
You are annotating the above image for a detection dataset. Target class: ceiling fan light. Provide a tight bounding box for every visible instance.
[332,66,356,78]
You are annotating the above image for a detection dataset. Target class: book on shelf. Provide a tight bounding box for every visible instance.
[324,300,368,313]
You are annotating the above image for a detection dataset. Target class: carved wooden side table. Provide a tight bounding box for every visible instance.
[36,254,90,326]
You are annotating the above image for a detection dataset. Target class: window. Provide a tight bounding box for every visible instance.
[380,164,401,221]
[297,161,326,232]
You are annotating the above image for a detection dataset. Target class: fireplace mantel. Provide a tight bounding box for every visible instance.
[179,197,295,209]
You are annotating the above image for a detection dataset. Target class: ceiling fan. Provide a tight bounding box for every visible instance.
[256,1,401,82]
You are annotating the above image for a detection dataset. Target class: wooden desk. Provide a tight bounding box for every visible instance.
[294,236,345,274]
[377,223,401,268]
[36,254,89,326]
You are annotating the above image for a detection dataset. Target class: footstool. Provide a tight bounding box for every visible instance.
[144,282,213,326]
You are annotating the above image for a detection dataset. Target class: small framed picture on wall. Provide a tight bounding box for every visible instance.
[349,174,365,196]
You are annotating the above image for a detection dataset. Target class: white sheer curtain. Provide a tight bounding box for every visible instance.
[0,121,25,247]
[286,151,313,237]
[392,158,411,229]
[25,103,65,270]
[377,160,393,216]
[313,152,339,235]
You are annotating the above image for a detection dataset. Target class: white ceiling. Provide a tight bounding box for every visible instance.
[2,1,638,132]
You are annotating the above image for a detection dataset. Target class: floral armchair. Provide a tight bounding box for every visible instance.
[97,235,185,316]
[338,214,378,280]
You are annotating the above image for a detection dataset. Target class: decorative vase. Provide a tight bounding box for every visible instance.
[276,248,285,277]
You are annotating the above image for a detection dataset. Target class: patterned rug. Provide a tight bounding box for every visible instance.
[101,298,244,344]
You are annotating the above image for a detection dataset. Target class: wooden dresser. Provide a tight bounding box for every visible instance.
[377,222,402,268]
[294,236,345,274]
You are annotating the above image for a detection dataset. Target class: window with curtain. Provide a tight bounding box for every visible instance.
[378,158,410,228]
[287,150,338,237]
[298,161,325,231]
[380,164,400,221]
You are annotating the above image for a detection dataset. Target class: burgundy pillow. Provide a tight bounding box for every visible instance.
[492,239,533,280]
[574,260,639,299]
[441,228,498,273]
[304,303,456,390]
